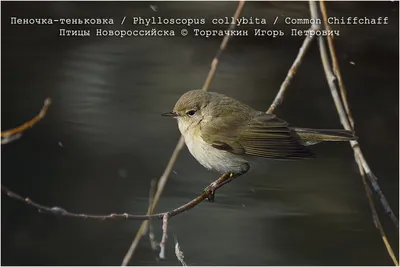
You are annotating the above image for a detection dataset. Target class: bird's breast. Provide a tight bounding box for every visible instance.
[182,127,249,174]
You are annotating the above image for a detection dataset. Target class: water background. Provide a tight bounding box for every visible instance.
[1,1,399,265]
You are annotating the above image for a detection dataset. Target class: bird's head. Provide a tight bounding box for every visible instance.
[162,89,211,133]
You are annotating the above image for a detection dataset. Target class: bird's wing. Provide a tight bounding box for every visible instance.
[201,112,314,160]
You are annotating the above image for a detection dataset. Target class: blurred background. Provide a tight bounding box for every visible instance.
[1,1,399,265]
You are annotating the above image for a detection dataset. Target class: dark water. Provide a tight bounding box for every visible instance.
[1,1,399,265]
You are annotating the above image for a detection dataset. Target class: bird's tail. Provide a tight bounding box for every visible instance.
[290,127,357,146]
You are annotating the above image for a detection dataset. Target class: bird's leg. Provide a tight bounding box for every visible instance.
[214,173,240,190]
[203,164,250,202]
[203,173,232,202]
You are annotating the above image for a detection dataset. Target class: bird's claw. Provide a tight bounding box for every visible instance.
[203,186,216,202]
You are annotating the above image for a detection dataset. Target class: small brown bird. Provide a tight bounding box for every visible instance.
[163,90,357,177]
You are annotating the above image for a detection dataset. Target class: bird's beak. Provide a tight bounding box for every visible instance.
[161,111,178,117]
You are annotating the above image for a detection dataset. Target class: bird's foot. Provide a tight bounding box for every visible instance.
[203,173,233,202]
[203,184,216,202]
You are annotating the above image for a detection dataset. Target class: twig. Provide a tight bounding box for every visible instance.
[174,235,187,266]
[159,214,169,259]
[2,173,234,221]
[148,179,159,251]
[121,1,246,265]
[310,1,398,265]
[317,2,398,224]
[1,133,22,145]
[311,1,398,228]
[319,0,354,129]
[1,98,51,145]
[202,0,246,90]
[121,181,159,267]
[357,158,399,266]
[267,27,316,114]
[121,137,186,266]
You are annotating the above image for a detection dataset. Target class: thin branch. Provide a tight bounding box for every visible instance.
[121,136,185,265]
[1,98,51,144]
[310,1,398,265]
[202,0,246,90]
[121,180,158,266]
[317,2,398,226]
[1,133,22,145]
[174,235,187,266]
[356,158,399,266]
[159,214,169,259]
[122,1,246,265]
[2,173,234,221]
[148,179,159,251]
[311,1,398,229]
[319,0,354,129]
[267,27,316,114]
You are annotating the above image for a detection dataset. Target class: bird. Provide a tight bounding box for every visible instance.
[162,89,356,197]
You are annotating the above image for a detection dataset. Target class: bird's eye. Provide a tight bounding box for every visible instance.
[186,110,196,116]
